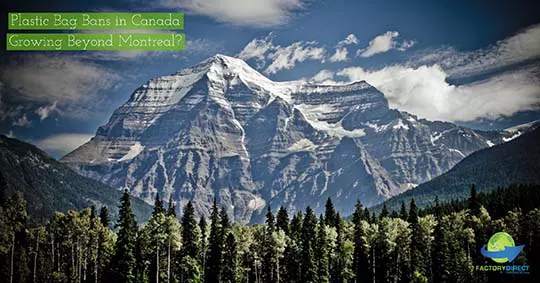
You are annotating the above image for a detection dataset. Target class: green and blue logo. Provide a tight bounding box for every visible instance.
[481,232,524,263]
[475,232,529,275]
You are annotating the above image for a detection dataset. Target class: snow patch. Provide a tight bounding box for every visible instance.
[248,196,266,210]
[288,139,316,152]
[118,142,145,162]
[364,122,389,132]
[448,148,465,157]
[393,119,409,130]
[503,132,522,142]
[295,104,366,137]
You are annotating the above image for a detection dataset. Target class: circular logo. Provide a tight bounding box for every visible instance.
[487,232,515,263]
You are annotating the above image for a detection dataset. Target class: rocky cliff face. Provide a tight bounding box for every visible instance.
[61,54,510,223]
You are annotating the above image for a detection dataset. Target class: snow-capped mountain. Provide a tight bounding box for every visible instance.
[61,54,513,223]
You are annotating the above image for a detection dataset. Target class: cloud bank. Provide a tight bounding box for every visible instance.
[0,54,121,120]
[357,31,415,57]
[238,34,326,74]
[308,24,540,122]
[412,24,540,78]
[332,64,540,121]
[161,0,305,27]
[34,133,93,157]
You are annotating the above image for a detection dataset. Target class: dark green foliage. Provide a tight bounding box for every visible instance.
[221,232,238,283]
[324,197,338,227]
[379,204,389,220]
[400,200,408,220]
[468,184,481,216]
[111,190,138,283]
[0,135,152,225]
[181,201,199,259]
[316,217,330,283]
[283,211,303,283]
[352,200,370,283]
[152,193,165,216]
[220,207,231,232]
[262,207,277,283]
[275,206,290,235]
[378,127,540,212]
[409,198,429,278]
[301,206,318,283]
[167,197,176,217]
[4,185,540,283]
[198,215,208,276]
[100,206,110,228]
[205,199,222,283]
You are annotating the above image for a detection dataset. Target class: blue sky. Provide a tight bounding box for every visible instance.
[0,0,539,158]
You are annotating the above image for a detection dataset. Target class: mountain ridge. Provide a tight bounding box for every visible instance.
[375,124,540,213]
[61,54,514,223]
[0,135,153,224]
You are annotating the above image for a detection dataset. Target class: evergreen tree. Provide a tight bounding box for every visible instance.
[2,192,29,283]
[330,213,349,283]
[315,217,330,283]
[290,212,303,240]
[111,190,138,283]
[409,198,428,280]
[301,207,318,283]
[275,206,290,235]
[167,197,176,217]
[431,198,446,283]
[262,207,277,283]
[221,232,238,283]
[181,201,200,259]
[99,206,110,228]
[283,212,303,283]
[352,200,370,283]
[205,199,222,283]
[153,193,165,216]
[220,207,231,232]
[198,216,208,278]
[324,198,338,227]
[380,204,389,220]
[400,201,408,221]
[468,184,481,216]
[180,256,202,283]
[363,207,370,222]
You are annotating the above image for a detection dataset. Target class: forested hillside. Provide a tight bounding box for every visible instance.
[1,184,540,283]
[378,126,540,212]
[0,135,152,224]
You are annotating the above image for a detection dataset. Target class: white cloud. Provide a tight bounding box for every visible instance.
[413,24,540,78]
[160,0,305,27]
[329,48,349,62]
[310,69,335,84]
[0,55,120,119]
[337,34,359,46]
[238,34,326,74]
[35,102,57,121]
[238,33,275,68]
[335,64,540,121]
[33,133,93,157]
[265,42,326,74]
[357,31,415,57]
[12,114,31,127]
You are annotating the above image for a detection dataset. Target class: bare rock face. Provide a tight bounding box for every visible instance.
[62,54,510,223]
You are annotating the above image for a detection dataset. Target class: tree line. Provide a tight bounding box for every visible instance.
[1,184,540,283]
